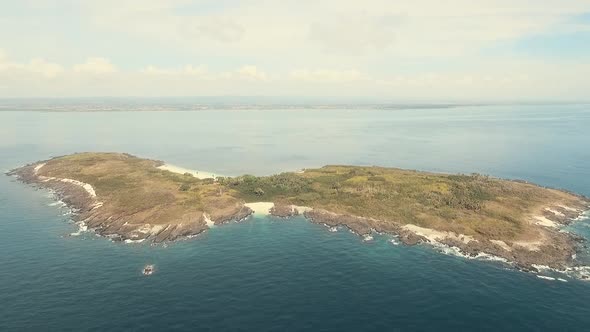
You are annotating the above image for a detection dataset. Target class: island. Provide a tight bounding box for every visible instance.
[7,152,590,272]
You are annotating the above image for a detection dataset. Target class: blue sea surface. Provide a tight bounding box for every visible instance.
[1,104,590,331]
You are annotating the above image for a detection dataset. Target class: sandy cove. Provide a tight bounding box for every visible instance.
[157,164,219,180]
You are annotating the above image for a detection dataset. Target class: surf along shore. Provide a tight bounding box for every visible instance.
[7,152,590,273]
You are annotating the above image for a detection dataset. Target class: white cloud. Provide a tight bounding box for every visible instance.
[140,65,208,76]
[181,17,244,43]
[308,14,402,54]
[140,65,175,75]
[0,53,63,78]
[0,55,589,100]
[140,64,266,81]
[290,69,367,83]
[183,65,208,76]
[26,59,64,78]
[84,0,245,47]
[74,0,590,58]
[1,1,590,99]
[73,57,117,75]
[233,65,268,81]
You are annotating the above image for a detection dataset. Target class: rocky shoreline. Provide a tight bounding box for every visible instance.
[268,203,590,272]
[7,153,590,275]
[7,161,254,243]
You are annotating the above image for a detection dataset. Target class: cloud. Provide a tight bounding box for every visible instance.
[304,2,589,57]
[140,64,266,81]
[140,65,208,76]
[289,69,367,83]
[0,53,63,78]
[73,57,117,75]
[308,14,403,54]
[26,59,64,78]
[84,0,245,46]
[85,0,590,56]
[0,55,589,101]
[2,1,590,99]
[233,65,268,81]
[140,65,175,75]
[184,65,208,76]
[180,17,244,43]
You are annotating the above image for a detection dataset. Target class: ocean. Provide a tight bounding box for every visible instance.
[1,104,589,331]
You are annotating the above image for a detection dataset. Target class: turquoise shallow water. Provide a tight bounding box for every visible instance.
[1,104,590,331]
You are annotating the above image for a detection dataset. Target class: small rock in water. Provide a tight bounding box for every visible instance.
[143,264,155,276]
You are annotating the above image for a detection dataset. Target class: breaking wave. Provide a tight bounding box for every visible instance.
[70,222,88,237]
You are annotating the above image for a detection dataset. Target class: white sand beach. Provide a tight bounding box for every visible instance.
[158,164,219,179]
[245,202,275,215]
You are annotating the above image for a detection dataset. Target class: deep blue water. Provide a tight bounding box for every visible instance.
[1,105,590,331]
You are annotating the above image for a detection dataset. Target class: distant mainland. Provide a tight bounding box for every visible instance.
[8,153,589,272]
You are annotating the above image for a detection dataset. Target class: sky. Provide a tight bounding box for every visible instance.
[1,0,590,101]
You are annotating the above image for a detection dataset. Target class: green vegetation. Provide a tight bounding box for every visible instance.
[32,153,587,244]
[16,152,589,268]
[222,165,584,240]
[218,173,312,201]
[37,153,242,226]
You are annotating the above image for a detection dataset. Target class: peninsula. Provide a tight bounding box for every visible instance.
[8,152,589,271]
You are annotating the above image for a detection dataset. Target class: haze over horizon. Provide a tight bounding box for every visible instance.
[1,1,590,101]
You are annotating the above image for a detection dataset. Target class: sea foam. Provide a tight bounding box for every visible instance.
[70,222,88,237]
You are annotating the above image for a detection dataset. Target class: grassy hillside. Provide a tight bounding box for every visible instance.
[13,152,588,267]
[221,165,587,241]
[24,152,588,245]
[37,153,243,229]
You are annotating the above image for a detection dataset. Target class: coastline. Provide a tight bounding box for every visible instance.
[7,158,253,243]
[157,163,219,179]
[6,153,590,276]
[301,207,589,272]
[243,201,590,275]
